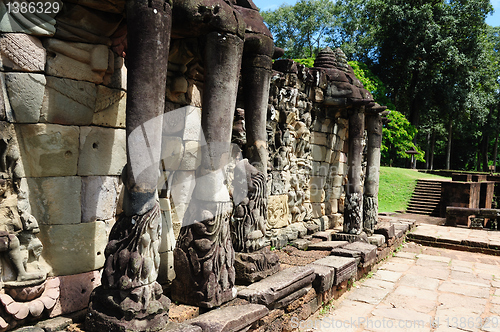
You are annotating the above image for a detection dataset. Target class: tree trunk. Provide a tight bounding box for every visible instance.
[430,130,435,171]
[426,132,431,170]
[481,133,490,172]
[409,69,420,127]
[493,133,499,173]
[445,118,453,170]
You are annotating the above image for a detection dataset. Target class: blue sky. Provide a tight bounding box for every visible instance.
[253,0,500,26]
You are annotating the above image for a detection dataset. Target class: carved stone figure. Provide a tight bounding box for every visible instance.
[0,123,53,331]
[0,123,47,285]
[170,0,278,308]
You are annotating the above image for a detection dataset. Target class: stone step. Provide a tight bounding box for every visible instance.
[407,203,439,211]
[412,189,441,195]
[185,304,268,332]
[309,256,357,292]
[237,266,315,306]
[307,241,348,251]
[374,222,395,243]
[409,196,441,203]
[331,242,377,267]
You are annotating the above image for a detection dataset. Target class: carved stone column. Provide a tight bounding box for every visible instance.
[86,1,172,331]
[171,32,244,308]
[344,107,365,234]
[363,105,385,235]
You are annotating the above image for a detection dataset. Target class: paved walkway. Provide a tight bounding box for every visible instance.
[299,226,500,332]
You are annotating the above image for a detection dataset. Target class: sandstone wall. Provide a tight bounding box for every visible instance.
[0,5,367,327]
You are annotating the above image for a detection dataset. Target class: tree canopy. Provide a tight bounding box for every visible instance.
[261,0,500,171]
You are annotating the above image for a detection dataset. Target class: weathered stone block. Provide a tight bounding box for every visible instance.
[44,39,109,84]
[330,186,342,200]
[308,241,347,251]
[183,106,203,141]
[310,176,325,203]
[49,271,101,317]
[290,238,311,250]
[309,264,335,293]
[312,256,357,285]
[39,221,108,276]
[312,231,332,241]
[180,140,201,170]
[290,222,308,238]
[161,136,184,170]
[312,161,329,177]
[5,72,45,123]
[0,33,46,72]
[333,242,377,266]
[311,203,325,218]
[81,176,121,223]
[238,266,315,306]
[164,323,202,332]
[102,54,127,90]
[27,176,81,225]
[78,126,126,176]
[170,170,196,205]
[271,287,309,310]
[310,132,327,146]
[326,199,338,214]
[35,317,71,332]
[93,85,126,128]
[311,144,326,162]
[16,124,80,177]
[158,251,175,285]
[235,248,280,284]
[332,175,344,187]
[375,222,396,243]
[42,76,96,125]
[334,137,345,151]
[186,304,268,332]
[368,234,386,247]
[331,232,368,243]
[329,213,343,229]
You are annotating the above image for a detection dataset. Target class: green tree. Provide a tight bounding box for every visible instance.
[350,61,423,166]
[261,0,337,58]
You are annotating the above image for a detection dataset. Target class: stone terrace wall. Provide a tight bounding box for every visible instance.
[0,9,367,328]
[261,61,351,247]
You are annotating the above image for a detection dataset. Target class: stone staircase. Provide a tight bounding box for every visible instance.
[406,179,443,216]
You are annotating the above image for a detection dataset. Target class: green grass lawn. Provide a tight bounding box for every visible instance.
[378,167,449,213]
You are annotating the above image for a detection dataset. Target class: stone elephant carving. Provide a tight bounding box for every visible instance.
[86,0,279,330]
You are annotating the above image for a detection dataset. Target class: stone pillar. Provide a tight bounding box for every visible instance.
[363,107,384,235]
[171,32,244,308]
[86,1,171,331]
[344,107,365,234]
[241,34,274,175]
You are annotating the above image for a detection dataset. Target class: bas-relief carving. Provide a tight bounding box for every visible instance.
[0,34,46,72]
[0,123,54,331]
[267,195,289,230]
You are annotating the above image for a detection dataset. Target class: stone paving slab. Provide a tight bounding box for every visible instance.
[299,242,500,332]
[408,223,500,253]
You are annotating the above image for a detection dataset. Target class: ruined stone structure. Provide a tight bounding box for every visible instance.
[0,1,384,330]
